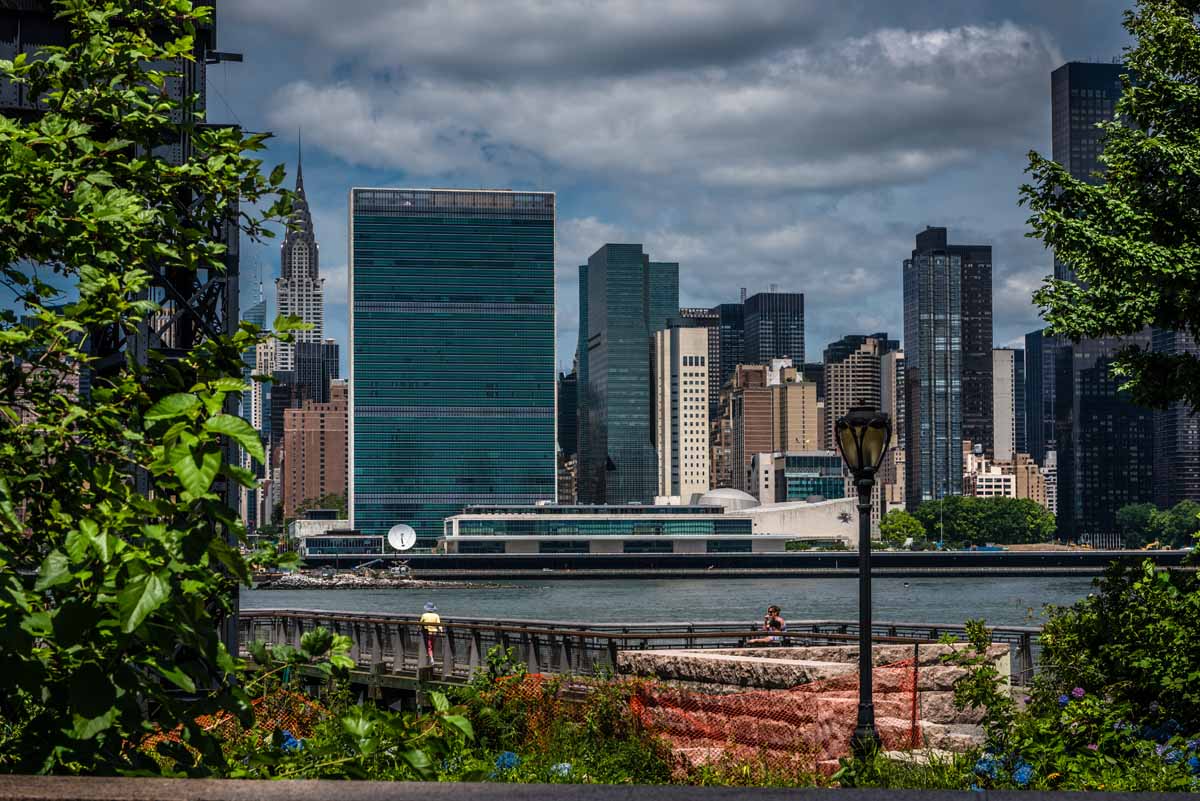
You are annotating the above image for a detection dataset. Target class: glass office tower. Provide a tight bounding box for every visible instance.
[348,189,556,545]
[903,227,964,509]
[577,244,679,504]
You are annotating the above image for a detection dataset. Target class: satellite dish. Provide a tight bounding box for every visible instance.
[387,524,417,552]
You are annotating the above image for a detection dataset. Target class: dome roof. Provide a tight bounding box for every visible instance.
[697,488,760,512]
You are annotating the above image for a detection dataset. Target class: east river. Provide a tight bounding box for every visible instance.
[242,576,1096,627]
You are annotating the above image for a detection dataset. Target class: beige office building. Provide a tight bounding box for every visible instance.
[654,326,711,500]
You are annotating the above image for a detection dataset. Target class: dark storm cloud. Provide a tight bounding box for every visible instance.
[217,1,1138,368]
[227,0,832,82]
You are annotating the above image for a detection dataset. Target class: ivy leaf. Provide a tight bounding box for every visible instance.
[168,442,221,496]
[35,550,72,591]
[117,571,169,633]
[203,413,264,463]
[145,393,200,422]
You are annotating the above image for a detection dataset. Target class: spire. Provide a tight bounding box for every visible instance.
[296,128,304,193]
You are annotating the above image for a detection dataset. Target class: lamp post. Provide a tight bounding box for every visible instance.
[834,405,893,758]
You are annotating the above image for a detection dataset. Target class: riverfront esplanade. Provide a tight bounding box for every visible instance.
[348,188,557,546]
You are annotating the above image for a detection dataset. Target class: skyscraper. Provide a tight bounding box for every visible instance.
[903,227,965,509]
[958,246,994,453]
[1151,329,1200,507]
[558,369,578,459]
[349,189,556,544]
[822,333,899,450]
[992,348,1026,462]
[1024,328,1057,465]
[653,324,710,500]
[1055,334,1154,543]
[282,381,348,521]
[275,154,323,372]
[1052,62,1125,280]
[1049,62,1155,542]
[880,351,905,451]
[295,339,339,404]
[678,307,722,417]
[744,292,804,366]
[577,244,679,504]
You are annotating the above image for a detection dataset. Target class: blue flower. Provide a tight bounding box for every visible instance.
[550,762,572,777]
[1187,755,1200,776]
[279,729,302,753]
[1058,694,1069,707]
[1163,749,1184,765]
[494,751,520,771]
[974,757,1000,780]
[1187,739,1200,752]
[1012,762,1034,786]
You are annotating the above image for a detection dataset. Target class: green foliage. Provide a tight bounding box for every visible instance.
[913,496,1055,546]
[0,0,291,775]
[1021,0,1200,413]
[879,509,925,546]
[1116,501,1200,548]
[1116,502,1159,548]
[287,493,348,527]
[1039,560,1200,729]
[228,692,489,781]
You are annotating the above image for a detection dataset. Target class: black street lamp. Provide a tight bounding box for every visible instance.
[834,405,893,758]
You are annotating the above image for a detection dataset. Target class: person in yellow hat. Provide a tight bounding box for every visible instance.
[420,601,442,661]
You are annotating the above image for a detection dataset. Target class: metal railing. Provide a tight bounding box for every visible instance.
[239,609,1041,685]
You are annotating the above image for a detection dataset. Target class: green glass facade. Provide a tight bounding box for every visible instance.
[349,189,556,545]
[778,454,846,502]
[578,245,679,504]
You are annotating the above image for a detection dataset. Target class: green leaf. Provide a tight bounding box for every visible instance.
[117,571,169,633]
[441,714,474,741]
[71,706,118,740]
[249,640,270,666]
[203,413,264,463]
[271,314,312,334]
[168,442,221,496]
[430,691,450,713]
[64,529,90,563]
[191,377,249,393]
[35,550,72,591]
[145,393,200,422]
[150,660,197,693]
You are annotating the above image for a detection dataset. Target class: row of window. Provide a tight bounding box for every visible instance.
[455,540,755,555]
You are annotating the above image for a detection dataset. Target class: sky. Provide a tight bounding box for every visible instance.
[214,0,1134,374]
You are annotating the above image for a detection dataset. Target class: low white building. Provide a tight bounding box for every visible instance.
[440,489,859,555]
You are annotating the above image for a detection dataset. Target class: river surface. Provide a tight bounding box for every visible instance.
[242,576,1096,627]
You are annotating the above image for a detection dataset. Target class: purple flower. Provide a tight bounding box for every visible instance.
[1187,739,1200,752]
[1058,694,1070,707]
[1157,744,1169,756]
[1149,701,1161,713]
[1087,743,1099,751]
[1071,687,1085,699]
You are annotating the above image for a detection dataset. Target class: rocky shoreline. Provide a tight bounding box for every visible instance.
[253,572,500,590]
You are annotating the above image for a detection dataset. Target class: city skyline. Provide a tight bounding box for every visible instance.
[213,2,1135,373]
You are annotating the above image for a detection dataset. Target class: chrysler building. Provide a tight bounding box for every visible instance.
[274,148,322,371]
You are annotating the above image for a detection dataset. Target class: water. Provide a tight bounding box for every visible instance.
[243,576,1095,627]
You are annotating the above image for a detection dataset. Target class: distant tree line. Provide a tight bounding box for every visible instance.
[879,496,1056,548]
[1115,501,1200,549]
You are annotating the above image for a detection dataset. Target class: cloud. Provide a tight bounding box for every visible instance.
[227,0,830,81]
[265,22,1061,193]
